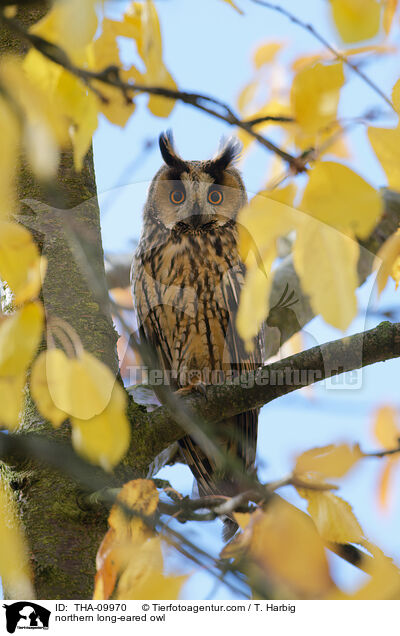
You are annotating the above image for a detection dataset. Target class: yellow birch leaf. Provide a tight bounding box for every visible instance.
[71,381,129,470]
[294,219,358,330]
[47,350,116,420]
[0,221,45,305]
[377,456,397,510]
[300,162,382,238]
[297,490,364,543]
[247,501,333,598]
[0,480,34,599]
[349,542,400,599]
[30,349,68,427]
[0,373,26,431]
[392,255,400,288]
[237,263,274,349]
[295,443,363,478]
[374,229,400,294]
[237,195,298,345]
[368,126,400,192]
[109,479,158,540]
[122,1,177,118]
[383,0,398,34]
[392,78,400,113]
[290,62,345,136]
[115,538,186,600]
[237,81,258,114]
[0,302,43,377]
[0,98,19,220]
[30,0,98,62]
[266,183,297,207]
[253,41,283,69]
[329,0,382,43]
[220,0,243,14]
[88,25,136,127]
[373,405,399,448]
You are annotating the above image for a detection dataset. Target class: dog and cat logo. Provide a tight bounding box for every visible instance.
[2,602,50,633]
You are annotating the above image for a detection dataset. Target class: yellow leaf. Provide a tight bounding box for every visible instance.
[30,349,68,427]
[0,302,43,377]
[237,194,298,344]
[301,162,382,238]
[30,0,98,62]
[115,538,187,600]
[349,542,400,599]
[1,56,67,178]
[22,51,98,171]
[0,98,19,220]
[0,480,34,599]
[109,479,158,540]
[220,0,243,14]
[295,443,363,479]
[0,373,26,431]
[237,81,258,114]
[247,501,333,598]
[290,62,345,137]
[46,349,116,420]
[392,77,400,113]
[294,219,358,330]
[392,254,400,288]
[253,41,283,69]
[377,456,398,510]
[71,381,129,470]
[88,23,136,127]
[120,1,177,118]
[368,126,400,192]
[0,221,45,305]
[329,0,382,43]
[94,481,187,601]
[266,183,297,207]
[374,229,400,294]
[383,0,398,34]
[298,490,364,543]
[373,405,400,448]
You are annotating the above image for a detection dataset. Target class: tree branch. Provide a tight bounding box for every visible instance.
[120,320,400,476]
[0,12,307,173]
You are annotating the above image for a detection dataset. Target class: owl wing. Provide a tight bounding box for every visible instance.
[131,255,175,385]
[179,262,262,500]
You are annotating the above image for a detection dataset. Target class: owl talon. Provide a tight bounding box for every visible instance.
[175,382,207,398]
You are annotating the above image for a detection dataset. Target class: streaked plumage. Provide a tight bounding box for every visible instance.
[131,132,263,537]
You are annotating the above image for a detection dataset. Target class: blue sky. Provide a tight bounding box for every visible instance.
[93,0,400,599]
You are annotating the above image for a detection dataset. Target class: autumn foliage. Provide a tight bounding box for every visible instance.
[0,0,399,601]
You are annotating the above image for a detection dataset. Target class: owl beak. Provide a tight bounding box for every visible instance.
[189,202,207,227]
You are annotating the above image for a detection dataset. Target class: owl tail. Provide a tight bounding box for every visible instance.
[178,409,258,541]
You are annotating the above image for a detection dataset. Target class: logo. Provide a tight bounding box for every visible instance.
[3,602,50,633]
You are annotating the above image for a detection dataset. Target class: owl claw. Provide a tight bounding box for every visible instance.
[175,381,208,399]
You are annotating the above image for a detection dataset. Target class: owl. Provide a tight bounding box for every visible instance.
[131,131,263,538]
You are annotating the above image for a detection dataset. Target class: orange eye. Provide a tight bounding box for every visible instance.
[208,189,223,205]
[170,189,185,205]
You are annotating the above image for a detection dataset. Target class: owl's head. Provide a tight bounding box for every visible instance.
[145,131,247,232]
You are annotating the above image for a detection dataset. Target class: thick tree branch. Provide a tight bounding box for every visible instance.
[120,320,400,476]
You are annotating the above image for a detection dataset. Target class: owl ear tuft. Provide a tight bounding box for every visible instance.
[159,130,186,170]
[212,137,242,170]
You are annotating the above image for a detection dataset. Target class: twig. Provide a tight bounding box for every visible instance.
[0,13,306,173]
[251,0,395,112]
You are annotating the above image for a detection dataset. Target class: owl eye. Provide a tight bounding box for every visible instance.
[170,189,186,205]
[208,188,223,205]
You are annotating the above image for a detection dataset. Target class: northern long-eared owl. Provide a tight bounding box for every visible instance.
[131,131,263,538]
